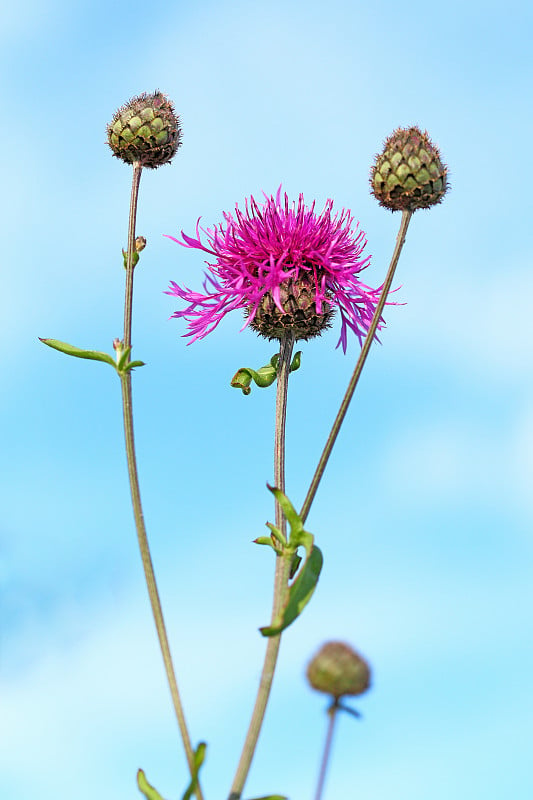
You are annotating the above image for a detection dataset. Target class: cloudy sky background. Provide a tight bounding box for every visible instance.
[2,1,532,799]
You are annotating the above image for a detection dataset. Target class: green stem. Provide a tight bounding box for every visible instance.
[228,332,295,800]
[120,163,203,800]
[300,210,412,524]
[313,703,339,800]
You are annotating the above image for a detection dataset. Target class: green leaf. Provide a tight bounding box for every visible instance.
[290,350,302,372]
[230,368,253,395]
[260,545,323,637]
[231,362,278,394]
[267,485,303,540]
[231,351,300,395]
[137,770,167,800]
[247,795,288,800]
[181,742,207,800]
[265,521,286,546]
[254,536,276,547]
[40,338,116,368]
[122,359,146,372]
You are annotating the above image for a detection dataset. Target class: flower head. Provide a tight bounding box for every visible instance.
[370,126,448,211]
[307,641,371,699]
[107,91,181,169]
[166,188,383,352]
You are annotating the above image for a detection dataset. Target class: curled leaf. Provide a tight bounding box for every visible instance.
[231,351,301,395]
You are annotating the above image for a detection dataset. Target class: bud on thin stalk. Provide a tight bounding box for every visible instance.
[370,125,448,211]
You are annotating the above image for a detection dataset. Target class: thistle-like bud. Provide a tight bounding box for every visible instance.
[306,641,371,699]
[107,91,182,169]
[370,126,448,211]
[248,276,335,342]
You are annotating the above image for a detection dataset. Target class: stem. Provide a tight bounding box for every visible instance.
[123,163,142,347]
[120,163,203,800]
[300,210,412,524]
[228,333,295,800]
[313,703,339,800]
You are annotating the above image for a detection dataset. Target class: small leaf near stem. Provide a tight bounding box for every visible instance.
[39,338,145,375]
[137,769,168,800]
[259,487,323,636]
[231,351,302,395]
[246,796,288,800]
[181,743,207,800]
[39,338,117,367]
[300,209,412,524]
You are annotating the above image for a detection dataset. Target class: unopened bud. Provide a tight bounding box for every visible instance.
[370,126,448,211]
[107,91,182,169]
[307,641,371,699]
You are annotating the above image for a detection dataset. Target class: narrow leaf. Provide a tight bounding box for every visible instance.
[182,742,207,800]
[254,536,276,547]
[265,521,286,546]
[40,338,116,368]
[260,545,323,636]
[247,795,288,800]
[267,485,303,538]
[137,769,167,800]
[116,346,133,371]
[122,359,146,372]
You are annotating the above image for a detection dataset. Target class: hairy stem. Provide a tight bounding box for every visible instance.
[300,210,412,524]
[228,332,295,800]
[313,703,339,800]
[121,163,203,800]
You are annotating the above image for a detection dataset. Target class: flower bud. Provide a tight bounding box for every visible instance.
[370,126,448,211]
[107,91,182,169]
[306,641,371,699]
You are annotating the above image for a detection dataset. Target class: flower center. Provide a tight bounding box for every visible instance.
[247,274,335,341]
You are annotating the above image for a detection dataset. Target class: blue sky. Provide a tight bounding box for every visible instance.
[1,0,533,799]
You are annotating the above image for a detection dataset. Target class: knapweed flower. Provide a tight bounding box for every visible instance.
[166,188,383,352]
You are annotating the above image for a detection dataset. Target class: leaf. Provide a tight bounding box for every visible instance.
[265,521,286,547]
[181,742,207,800]
[231,351,300,395]
[137,769,167,800]
[247,795,288,800]
[260,545,323,636]
[266,485,303,539]
[290,350,302,372]
[230,362,278,394]
[116,345,133,372]
[254,536,276,547]
[122,359,146,372]
[230,368,253,395]
[40,338,116,368]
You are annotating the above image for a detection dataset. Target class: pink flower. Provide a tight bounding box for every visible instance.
[166,188,383,352]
